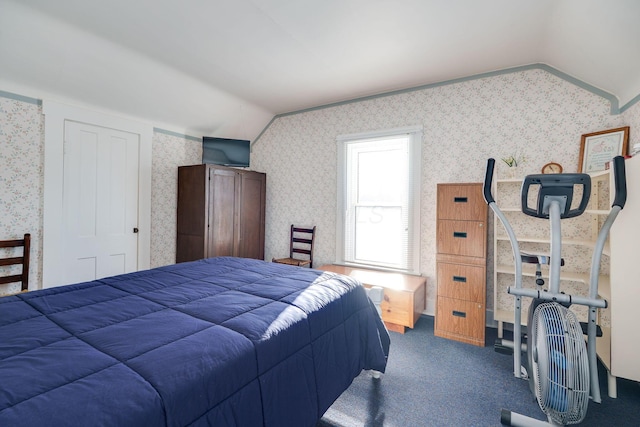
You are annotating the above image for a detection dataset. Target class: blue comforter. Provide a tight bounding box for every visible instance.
[0,257,389,426]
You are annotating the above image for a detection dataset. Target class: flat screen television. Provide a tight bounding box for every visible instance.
[202,137,250,167]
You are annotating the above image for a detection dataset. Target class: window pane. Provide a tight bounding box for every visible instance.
[357,149,405,204]
[354,206,403,265]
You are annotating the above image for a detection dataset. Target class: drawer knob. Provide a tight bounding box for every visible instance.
[452,310,467,318]
[453,231,467,238]
[453,197,468,203]
[452,275,467,283]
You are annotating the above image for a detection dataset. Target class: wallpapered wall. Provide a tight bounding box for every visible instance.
[626,103,640,148]
[150,132,202,267]
[0,98,44,294]
[251,68,637,315]
[1,67,639,313]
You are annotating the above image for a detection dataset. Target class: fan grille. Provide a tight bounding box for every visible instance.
[531,303,590,425]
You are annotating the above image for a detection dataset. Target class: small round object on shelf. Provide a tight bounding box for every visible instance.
[541,162,563,174]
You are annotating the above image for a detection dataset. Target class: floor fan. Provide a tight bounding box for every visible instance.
[531,303,589,424]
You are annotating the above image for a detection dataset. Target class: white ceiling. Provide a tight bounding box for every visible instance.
[1,0,640,140]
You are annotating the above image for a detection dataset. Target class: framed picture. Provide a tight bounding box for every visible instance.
[578,126,629,173]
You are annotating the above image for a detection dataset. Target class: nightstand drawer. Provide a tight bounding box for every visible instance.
[380,288,412,327]
[435,296,485,341]
[437,262,485,303]
[437,184,486,221]
[437,220,486,258]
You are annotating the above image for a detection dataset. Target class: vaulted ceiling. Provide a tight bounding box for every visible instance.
[1,0,639,140]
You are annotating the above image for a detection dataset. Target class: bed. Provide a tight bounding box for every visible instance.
[0,257,389,426]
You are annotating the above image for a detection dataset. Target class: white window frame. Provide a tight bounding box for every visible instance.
[336,125,422,274]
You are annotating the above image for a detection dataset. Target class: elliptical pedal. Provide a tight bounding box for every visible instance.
[494,339,513,356]
[580,322,603,337]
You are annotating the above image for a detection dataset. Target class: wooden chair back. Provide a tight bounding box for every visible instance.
[0,233,31,293]
[289,225,316,266]
[272,225,316,268]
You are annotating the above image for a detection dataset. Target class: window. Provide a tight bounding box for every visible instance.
[337,126,422,274]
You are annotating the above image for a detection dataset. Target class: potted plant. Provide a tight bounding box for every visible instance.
[501,154,525,179]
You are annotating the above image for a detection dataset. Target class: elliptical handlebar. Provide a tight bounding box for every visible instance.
[483,156,627,213]
[521,173,591,219]
[483,158,496,204]
[482,157,524,381]
[611,155,627,208]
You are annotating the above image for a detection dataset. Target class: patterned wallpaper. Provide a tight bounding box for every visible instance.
[626,101,640,148]
[0,98,43,294]
[150,132,202,268]
[1,68,639,312]
[251,68,633,315]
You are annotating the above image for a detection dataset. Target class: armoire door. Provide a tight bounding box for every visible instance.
[237,171,266,259]
[176,165,208,263]
[207,167,239,257]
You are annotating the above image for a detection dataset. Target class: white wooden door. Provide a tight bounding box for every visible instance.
[62,120,140,284]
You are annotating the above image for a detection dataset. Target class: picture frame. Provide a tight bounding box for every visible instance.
[578,126,629,173]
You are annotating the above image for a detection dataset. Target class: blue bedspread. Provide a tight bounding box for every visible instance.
[0,257,389,426]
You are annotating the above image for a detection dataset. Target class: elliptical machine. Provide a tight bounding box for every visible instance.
[483,156,627,426]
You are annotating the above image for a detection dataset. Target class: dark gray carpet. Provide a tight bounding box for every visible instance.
[318,316,640,427]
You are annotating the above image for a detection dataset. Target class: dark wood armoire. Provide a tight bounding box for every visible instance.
[176,164,266,263]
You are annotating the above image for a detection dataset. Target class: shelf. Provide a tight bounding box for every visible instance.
[496,264,609,288]
[494,308,526,325]
[588,169,610,179]
[496,235,592,246]
[584,209,610,215]
[496,169,609,183]
[495,235,610,256]
[499,207,610,216]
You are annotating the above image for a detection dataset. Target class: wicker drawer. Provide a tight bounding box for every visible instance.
[435,296,485,342]
[437,184,486,221]
[437,262,485,303]
[437,219,486,258]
